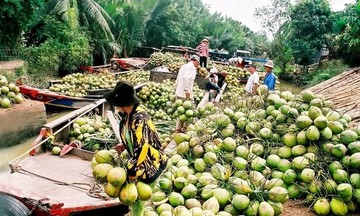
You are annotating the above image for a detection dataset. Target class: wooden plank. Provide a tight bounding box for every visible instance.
[45,99,106,129]
[215,82,228,103]
[106,111,120,141]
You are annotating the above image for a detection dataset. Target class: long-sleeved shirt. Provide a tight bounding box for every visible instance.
[119,105,167,183]
[175,62,197,99]
[196,43,209,57]
[263,71,276,90]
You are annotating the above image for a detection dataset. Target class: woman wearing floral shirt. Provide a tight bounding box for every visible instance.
[105,81,167,215]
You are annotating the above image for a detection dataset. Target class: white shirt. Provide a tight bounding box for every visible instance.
[245,72,259,94]
[175,62,197,99]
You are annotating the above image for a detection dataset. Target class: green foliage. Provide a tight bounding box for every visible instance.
[287,60,349,87]
[42,0,115,64]
[287,0,332,67]
[0,0,44,49]
[255,0,291,39]
[25,17,92,77]
[334,2,360,66]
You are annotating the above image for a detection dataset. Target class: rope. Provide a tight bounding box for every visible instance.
[11,164,110,201]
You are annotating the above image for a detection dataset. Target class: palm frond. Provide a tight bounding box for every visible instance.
[80,0,115,40]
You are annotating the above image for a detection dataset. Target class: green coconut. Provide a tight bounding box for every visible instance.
[119,183,138,205]
[324,179,338,193]
[202,197,220,214]
[301,90,315,102]
[287,184,301,199]
[233,157,248,170]
[320,127,333,140]
[310,98,323,108]
[283,133,297,147]
[282,169,297,184]
[258,201,275,216]
[332,169,349,183]
[169,192,185,207]
[331,144,347,159]
[328,121,344,134]
[244,201,260,216]
[336,183,353,202]
[340,130,358,145]
[292,156,309,170]
[326,111,341,121]
[291,145,307,156]
[232,194,250,211]
[296,130,308,145]
[308,106,323,120]
[350,152,360,169]
[300,168,315,183]
[235,145,249,159]
[266,154,281,168]
[306,126,320,141]
[314,115,328,130]
[213,188,231,208]
[268,187,288,203]
[277,146,292,159]
[330,198,348,216]
[313,198,331,216]
[297,115,313,129]
[348,141,360,154]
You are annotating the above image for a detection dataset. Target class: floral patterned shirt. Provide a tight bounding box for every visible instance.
[119,105,167,183]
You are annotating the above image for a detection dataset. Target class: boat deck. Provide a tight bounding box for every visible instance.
[0,153,121,214]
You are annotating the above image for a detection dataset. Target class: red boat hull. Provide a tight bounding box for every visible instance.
[18,84,97,109]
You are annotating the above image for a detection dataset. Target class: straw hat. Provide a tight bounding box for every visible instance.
[202,38,209,43]
[264,60,274,69]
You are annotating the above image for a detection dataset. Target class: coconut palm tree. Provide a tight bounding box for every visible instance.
[102,0,172,57]
[45,0,117,63]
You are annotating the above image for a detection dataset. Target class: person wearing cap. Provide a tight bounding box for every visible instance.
[263,60,276,91]
[175,55,199,132]
[196,38,210,68]
[175,55,199,100]
[245,64,259,95]
[104,81,168,215]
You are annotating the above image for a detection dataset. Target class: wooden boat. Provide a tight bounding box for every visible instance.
[0,83,151,216]
[0,99,127,216]
[110,57,148,71]
[17,82,99,109]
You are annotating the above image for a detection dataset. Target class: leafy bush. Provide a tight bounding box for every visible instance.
[25,17,93,77]
[286,60,349,87]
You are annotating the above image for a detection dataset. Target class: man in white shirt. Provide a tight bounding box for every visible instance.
[245,65,259,95]
[175,55,199,133]
[175,55,200,100]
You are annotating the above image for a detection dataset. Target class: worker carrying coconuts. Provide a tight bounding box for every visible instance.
[245,64,259,95]
[263,60,276,91]
[175,55,200,100]
[104,81,168,216]
[175,55,199,132]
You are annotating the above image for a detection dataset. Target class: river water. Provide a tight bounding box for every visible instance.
[0,110,72,173]
[0,80,303,173]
